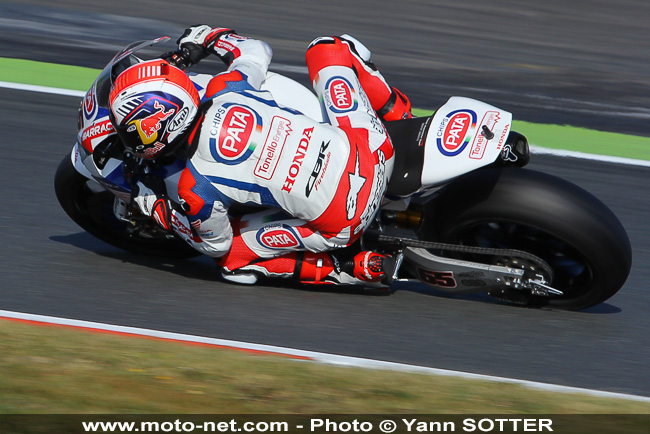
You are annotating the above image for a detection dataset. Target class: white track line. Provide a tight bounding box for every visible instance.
[2,80,649,168]
[0,80,86,97]
[2,309,650,403]
[530,145,650,168]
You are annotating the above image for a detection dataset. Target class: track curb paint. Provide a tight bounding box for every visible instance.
[2,309,650,403]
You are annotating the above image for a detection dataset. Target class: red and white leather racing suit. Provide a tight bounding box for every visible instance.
[170,31,410,283]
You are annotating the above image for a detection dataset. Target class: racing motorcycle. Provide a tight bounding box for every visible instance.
[55,37,632,310]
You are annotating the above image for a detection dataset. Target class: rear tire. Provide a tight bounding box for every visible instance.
[54,154,200,258]
[420,167,632,310]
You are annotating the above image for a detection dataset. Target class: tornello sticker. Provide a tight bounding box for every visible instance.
[469,111,501,160]
[254,116,292,180]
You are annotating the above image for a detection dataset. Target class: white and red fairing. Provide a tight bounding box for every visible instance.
[419,96,513,189]
[73,36,321,201]
[72,37,511,203]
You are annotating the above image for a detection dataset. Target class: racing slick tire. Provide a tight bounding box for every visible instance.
[420,166,632,310]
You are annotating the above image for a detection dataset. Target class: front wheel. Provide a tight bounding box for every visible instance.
[54,154,200,258]
[420,167,632,310]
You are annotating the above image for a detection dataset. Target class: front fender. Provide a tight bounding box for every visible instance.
[70,142,95,180]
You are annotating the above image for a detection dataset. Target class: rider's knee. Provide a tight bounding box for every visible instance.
[305,36,353,80]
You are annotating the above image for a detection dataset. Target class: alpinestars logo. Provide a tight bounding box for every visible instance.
[255,116,292,180]
[356,150,386,234]
[346,150,367,220]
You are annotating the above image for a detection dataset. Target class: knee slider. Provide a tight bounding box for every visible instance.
[307,36,339,50]
[295,252,335,284]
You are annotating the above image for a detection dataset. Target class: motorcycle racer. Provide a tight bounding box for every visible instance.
[108,25,412,286]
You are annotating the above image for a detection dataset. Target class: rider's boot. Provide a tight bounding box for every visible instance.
[306,35,412,122]
[219,251,298,285]
[297,251,396,287]
[216,223,393,287]
[220,250,396,288]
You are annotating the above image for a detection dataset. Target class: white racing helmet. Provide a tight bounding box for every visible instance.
[109,59,200,159]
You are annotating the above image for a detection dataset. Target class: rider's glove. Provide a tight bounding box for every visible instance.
[176,24,234,65]
[132,181,173,231]
[161,49,193,70]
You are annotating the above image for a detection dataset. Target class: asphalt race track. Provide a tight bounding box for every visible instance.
[1,1,650,398]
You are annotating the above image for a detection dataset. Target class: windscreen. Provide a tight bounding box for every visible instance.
[94,36,171,108]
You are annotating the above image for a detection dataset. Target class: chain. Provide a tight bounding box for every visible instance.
[373,234,554,279]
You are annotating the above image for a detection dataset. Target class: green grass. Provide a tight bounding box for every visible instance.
[2,57,650,161]
[411,108,650,161]
[1,319,648,414]
[0,58,98,91]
